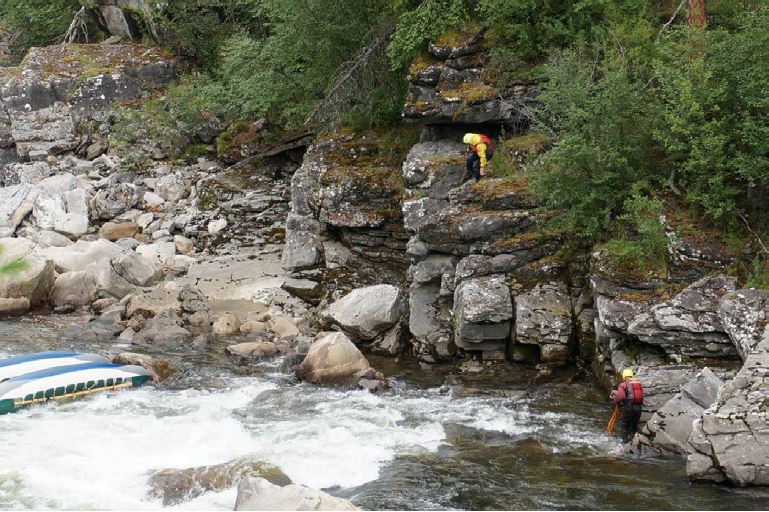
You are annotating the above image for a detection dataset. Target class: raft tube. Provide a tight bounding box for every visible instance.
[0,362,152,415]
[0,351,110,382]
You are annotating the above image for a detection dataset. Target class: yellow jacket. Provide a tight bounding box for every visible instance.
[464,133,488,168]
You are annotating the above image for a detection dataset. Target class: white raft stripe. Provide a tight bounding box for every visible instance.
[0,353,111,382]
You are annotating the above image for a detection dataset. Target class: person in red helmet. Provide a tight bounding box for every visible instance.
[462,132,494,183]
[610,368,644,443]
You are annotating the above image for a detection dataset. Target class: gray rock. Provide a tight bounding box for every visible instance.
[0,297,31,316]
[235,477,357,511]
[32,189,90,238]
[281,214,323,270]
[136,310,192,344]
[408,282,454,361]
[112,252,163,287]
[89,183,139,220]
[454,274,512,352]
[515,283,573,365]
[321,284,403,340]
[718,289,769,360]
[40,238,125,273]
[154,173,189,202]
[112,352,176,383]
[136,241,176,269]
[637,368,723,456]
[0,185,36,237]
[686,329,769,486]
[213,313,241,335]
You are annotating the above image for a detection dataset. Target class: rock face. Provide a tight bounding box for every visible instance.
[686,327,769,486]
[402,32,537,127]
[235,477,358,511]
[718,289,769,360]
[454,275,512,353]
[1,44,175,160]
[296,332,370,385]
[635,367,724,456]
[515,283,573,365]
[321,284,403,340]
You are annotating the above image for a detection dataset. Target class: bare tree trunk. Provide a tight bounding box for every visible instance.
[687,0,706,27]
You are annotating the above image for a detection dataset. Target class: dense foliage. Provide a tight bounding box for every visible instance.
[0,0,81,59]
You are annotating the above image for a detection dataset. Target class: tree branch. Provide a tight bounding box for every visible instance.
[738,210,769,256]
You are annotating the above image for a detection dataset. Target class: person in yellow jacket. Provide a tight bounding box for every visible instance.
[462,133,495,183]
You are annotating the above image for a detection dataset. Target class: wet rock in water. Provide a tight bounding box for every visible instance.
[113,352,176,382]
[514,282,573,365]
[50,270,98,307]
[0,297,30,316]
[148,458,291,507]
[0,237,55,306]
[370,323,404,356]
[226,341,278,363]
[454,274,512,353]
[718,288,769,360]
[686,327,769,486]
[634,367,724,456]
[321,284,404,341]
[57,319,123,343]
[234,477,357,511]
[296,332,370,385]
[213,313,241,335]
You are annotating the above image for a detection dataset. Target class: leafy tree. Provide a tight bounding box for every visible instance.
[0,0,80,60]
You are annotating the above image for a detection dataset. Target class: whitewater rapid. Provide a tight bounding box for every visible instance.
[0,352,614,510]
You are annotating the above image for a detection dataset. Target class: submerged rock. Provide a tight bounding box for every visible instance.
[113,352,176,383]
[148,458,290,507]
[296,332,370,385]
[234,477,357,511]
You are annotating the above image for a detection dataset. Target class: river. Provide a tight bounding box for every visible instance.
[1,318,767,510]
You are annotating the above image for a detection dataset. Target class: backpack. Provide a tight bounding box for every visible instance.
[625,380,644,405]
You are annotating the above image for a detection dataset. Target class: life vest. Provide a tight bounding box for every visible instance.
[472,134,494,154]
[623,380,644,405]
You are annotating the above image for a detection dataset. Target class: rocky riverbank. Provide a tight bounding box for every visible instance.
[0,22,768,506]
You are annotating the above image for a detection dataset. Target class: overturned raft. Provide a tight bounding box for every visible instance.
[0,354,152,414]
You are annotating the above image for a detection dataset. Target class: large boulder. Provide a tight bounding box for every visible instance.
[635,367,724,456]
[50,270,99,307]
[0,237,55,306]
[89,183,140,220]
[408,282,454,361]
[40,238,125,273]
[321,284,403,340]
[112,252,163,287]
[235,477,358,511]
[514,282,573,365]
[153,173,190,202]
[686,328,769,486]
[296,332,370,385]
[453,274,512,353]
[136,241,176,269]
[32,188,90,238]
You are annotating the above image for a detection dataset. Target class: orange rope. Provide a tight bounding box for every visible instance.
[606,404,619,436]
